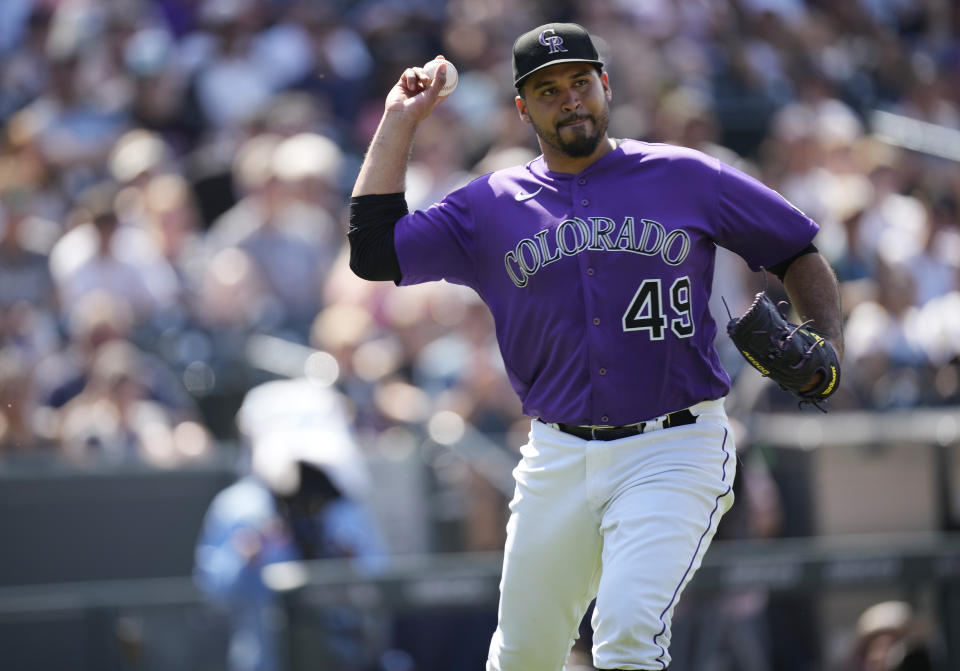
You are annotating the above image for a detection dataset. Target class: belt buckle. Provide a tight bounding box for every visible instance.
[590,426,599,440]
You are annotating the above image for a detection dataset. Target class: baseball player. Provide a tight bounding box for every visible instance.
[348,22,843,671]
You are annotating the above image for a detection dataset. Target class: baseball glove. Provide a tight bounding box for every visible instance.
[726,291,840,408]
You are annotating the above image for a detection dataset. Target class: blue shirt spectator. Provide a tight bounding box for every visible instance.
[195,460,386,671]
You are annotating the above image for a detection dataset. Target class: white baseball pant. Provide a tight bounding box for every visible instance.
[487,398,736,671]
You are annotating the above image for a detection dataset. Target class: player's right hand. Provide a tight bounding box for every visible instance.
[384,56,449,121]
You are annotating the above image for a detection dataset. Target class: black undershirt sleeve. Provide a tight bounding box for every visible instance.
[348,193,407,282]
[767,242,818,281]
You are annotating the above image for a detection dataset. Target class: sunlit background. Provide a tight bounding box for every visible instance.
[1,1,960,670]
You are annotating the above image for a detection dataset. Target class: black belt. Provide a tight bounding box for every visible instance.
[545,408,697,441]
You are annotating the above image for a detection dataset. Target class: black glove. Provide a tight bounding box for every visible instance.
[727,291,840,408]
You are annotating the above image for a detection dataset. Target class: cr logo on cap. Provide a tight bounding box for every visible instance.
[538,29,568,54]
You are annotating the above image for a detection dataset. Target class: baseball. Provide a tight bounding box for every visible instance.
[423,58,458,97]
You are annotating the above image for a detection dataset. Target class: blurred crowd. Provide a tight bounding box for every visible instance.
[1,1,958,670]
[0,0,959,523]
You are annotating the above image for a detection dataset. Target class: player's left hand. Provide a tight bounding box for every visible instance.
[727,291,841,409]
[797,335,843,393]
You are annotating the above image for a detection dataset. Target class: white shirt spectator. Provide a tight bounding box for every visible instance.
[50,221,181,323]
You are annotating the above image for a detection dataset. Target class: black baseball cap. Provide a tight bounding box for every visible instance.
[512,23,604,89]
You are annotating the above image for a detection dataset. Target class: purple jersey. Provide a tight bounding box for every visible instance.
[394,140,817,424]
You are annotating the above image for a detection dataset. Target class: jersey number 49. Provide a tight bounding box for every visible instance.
[622,277,694,340]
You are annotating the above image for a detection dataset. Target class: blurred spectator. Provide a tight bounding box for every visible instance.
[286,4,373,143]
[141,172,208,292]
[272,130,346,221]
[0,347,54,464]
[185,0,277,131]
[194,378,386,671]
[405,105,475,210]
[911,192,960,306]
[0,2,958,667]
[107,128,175,189]
[832,195,875,287]
[414,287,519,439]
[843,259,930,407]
[891,56,960,129]
[0,0,951,437]
[32,290,197,419]
[180,245,275,439]
[11,10,129,196]
[0,182,60,365]
[0,5,53,120]
[192,245,273,334]
[56,338,214,466]
[206,133,345,338]
[124,26,202,153]
[49,181,181,328]
[849,601,936,671]
[309,300,387,433]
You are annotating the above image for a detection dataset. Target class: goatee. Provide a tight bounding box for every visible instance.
[534,108,610,158]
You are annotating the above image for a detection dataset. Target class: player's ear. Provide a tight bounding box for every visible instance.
[515,95,531,124]
[601,71,612,102]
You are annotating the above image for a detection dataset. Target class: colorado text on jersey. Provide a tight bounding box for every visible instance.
[503,216,692,288]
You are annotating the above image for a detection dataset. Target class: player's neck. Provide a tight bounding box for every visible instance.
[540,136,616,175]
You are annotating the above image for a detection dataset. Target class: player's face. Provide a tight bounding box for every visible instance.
[516,64,612,159]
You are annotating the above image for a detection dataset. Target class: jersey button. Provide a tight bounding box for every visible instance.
[586,268,595,276]
[593,317,600,325]
[580,198,589,206]
[578,178,586,185]
[601,415,609,423]
[599,368,607,375]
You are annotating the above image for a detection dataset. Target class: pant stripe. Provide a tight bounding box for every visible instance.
[651,428,732,668]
